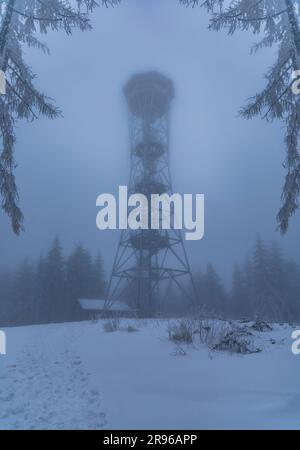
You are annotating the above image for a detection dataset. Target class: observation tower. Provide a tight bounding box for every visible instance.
[105,71,196,315]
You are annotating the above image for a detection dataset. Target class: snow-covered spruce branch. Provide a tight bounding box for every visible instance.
[11,8,90,30]
[0,0,117,234]
[206,1,285,36]
[180,0,224,11]
[180,0,201,7]
[183,0,300,232]
[0,96,23,234]
[277,102,300,233]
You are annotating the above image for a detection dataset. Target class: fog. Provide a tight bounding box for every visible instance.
[0,0,299,283]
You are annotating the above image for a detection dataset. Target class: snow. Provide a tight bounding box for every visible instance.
[0,319,299,430]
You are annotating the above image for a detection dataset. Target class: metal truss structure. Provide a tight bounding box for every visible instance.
[105,71,196,316]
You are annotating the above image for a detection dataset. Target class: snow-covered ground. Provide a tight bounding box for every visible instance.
[0,319,299,430]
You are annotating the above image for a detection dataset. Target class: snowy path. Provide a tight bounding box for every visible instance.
[0,324,105,429]
[0,320,299,429]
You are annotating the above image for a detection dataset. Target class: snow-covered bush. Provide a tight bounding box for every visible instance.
[197,319,228,348]
[252,321,272,332]
[197,319,211,343]
[127,325,139,333]
[212,327,261,354]
[167,319,195,344]
[167,318,263,355]
[103,317,120,333]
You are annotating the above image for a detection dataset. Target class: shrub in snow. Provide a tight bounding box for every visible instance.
[103,317,120,333]
[167,319,195,344]
[127,325,139,333]
[197,319,216,346]
[212,327,261,354]
[167,318,263,354]
[252,321,272,332]
[195,319,231,349]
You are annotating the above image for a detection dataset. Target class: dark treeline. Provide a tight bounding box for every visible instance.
[192,236,300,323]
[1,235,300,326]
[0,237,106,327]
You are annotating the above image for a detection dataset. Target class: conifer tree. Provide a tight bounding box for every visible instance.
[66,243,93,319]
[0,266,14,326]
[203,263,227,316]
[11,258,35,324]
[181,0,300,232]
[194,267,204,310]
[251,236,290,321]
[91,251,106,298]
[43,236,66,322]
[285,258,300,319]
[268,241,289,312]
[34,255,48,323]
[0,0,118,234]
[231,263,248,318]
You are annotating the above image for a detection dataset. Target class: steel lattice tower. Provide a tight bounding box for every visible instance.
[105,71,196,316]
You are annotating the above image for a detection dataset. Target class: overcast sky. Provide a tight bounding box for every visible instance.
[1,0,299,283]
